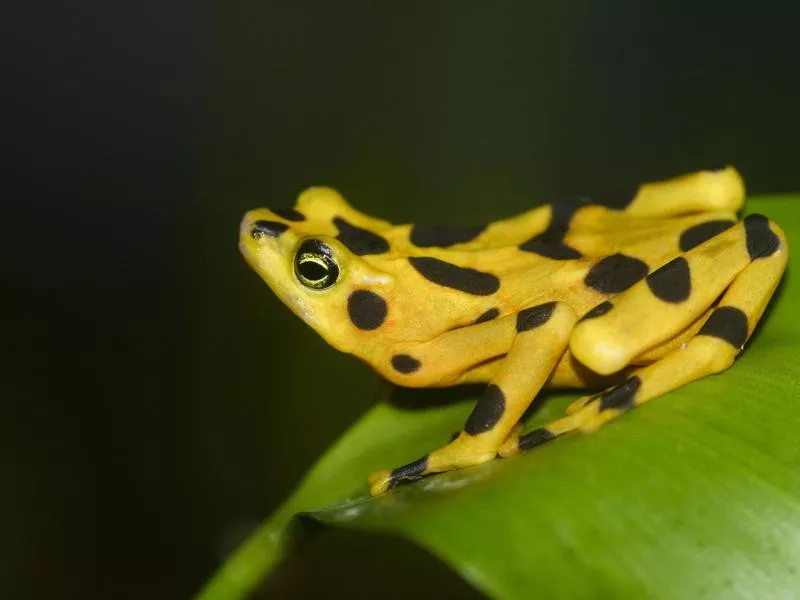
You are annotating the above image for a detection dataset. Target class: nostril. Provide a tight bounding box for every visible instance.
[250,220,290,240]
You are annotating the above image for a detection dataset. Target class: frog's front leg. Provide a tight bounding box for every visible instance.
[369,301,577,495]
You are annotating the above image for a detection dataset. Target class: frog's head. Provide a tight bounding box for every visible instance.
[239,187,396,353]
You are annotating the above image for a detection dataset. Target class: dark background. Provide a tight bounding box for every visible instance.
[6,1,800,598]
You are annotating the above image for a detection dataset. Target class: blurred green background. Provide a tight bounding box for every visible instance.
[6,1,800,598]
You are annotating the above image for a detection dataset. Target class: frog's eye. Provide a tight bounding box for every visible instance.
[295,239,340,290]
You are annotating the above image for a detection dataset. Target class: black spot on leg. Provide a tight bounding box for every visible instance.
[679,219,735,252]
[334,217,390,255]
[410,223,486,248]
[584,253,649,294]
[744,214,781,260]
[388,456,429,488]
[519,200,583,260]
[518,427,556,451]
[391,354,421,374]
[580,301,613,321]
[409,257,500,296]
[473,308,500,324]
[599,376,642,412]
[251,220,289,239]
[347,290,387,330]
[590,186,639,210]
[516,302,556,332]
[698,306,749,349]
[270,207,306,222]
[646,257,691,303]
[464,384,506,435]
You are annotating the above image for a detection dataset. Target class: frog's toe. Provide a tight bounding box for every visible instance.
[368,469,393,495]
[368,456,429,496]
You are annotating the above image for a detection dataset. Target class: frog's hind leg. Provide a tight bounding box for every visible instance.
[368,302,577,495]
[501,215,787,457]
[618,166,744,218]
[570,215,782,376]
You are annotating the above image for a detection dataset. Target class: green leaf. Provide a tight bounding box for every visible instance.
[197,195,800,599]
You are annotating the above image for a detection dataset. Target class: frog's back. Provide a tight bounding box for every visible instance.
[357,167,746,334]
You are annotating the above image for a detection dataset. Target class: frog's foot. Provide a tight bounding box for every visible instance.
[369,435,498,496]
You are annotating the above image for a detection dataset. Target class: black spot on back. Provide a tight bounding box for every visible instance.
[474,308,500,324]
[464,384,506,435]
[519,235,583,260]
[334,217,390,256]
[389,456,429,488]
[646,257,691,303]
[410,223,486,248]
[584,253,649,294]
[347,290,387,330]
[744,214,781,260]
[391,354,421,374]
[589,186,639,211]
[679,219,735,252]
[519,200,584,260]
[698,306,749,349]
[548,200,582,230]
[270,207,306,222]
[580,301,613,321]
[599,376,642,412]
[518,427,556,451]
[516,302,556,332]
[409,256,500,296]
[251,220,289,239]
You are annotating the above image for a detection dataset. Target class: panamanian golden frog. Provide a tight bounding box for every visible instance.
[239,167,787,496]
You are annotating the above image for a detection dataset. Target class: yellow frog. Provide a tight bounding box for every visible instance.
[239,167,787,496]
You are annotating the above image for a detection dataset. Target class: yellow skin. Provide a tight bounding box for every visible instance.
[239,167,788,495]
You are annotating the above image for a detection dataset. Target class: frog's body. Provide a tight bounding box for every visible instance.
[239,167,788,495]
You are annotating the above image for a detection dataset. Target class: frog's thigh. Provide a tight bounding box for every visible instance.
[368,301,577,495]
[571,215,774,376]
[623,166,744,218]
[501,216,787,455]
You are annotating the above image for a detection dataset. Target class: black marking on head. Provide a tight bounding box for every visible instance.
[408,256,500,296]
[333,217,390,256]
[410,223,486,248]
[516,302,556,333]
[518,427,556,451]
[519,200,584,260]
[584,253,649,294]
[590,187,639,210]
[388,456,429,488]
[698,306,749,349]
[580,301,613,321]
[474,308,500,324]
[646,257,691,303]
[391,354,421,374]
[270,207,306,222]
[251,220,289,239]
[599,376,642,412]
[347,290,387,330]
[464,384,506,435]
[744,214,780,260]
[679,219,735,252]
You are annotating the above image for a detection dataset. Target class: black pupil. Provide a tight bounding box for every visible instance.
[299,259,328,282]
